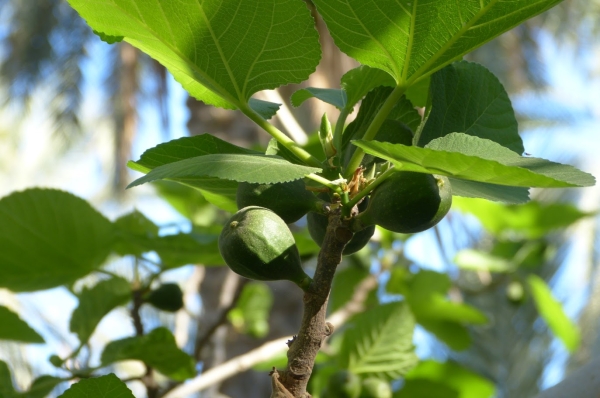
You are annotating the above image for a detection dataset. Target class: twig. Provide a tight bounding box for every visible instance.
[161,273,377,398]
[131,289,159,398]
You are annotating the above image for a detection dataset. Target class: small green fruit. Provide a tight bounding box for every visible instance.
[219,206,312,290]
[236,180,319,223]
[145,283,184,312]
[307,198,374,255]
[359,378,392,398]
[355,172,452,234]
[327,370,362,398]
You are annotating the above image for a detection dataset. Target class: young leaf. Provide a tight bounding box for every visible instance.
[101,327,195,381]
[527,275,580,352]
[453,197,594,238]
[0,189,115,292]
[340,65,396,110]
[70,277,132,345]
[67,0,320,109]
[339,302,417,380]
[313,0,562,85]
[128,154,321,188]
[353,133,595,188]
[228,282,273,338]
[401,360,496,398]
[417,61,523,154]
[0,306,44,343]
[58,373,134,398]
[290,88,347,110]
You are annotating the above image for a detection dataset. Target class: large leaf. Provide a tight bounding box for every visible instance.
[0,189,115,292]
[528,275,580,352]
[417,61,523,154]
[153,231,224,268]
[353,133,595,188]
[341,65,396,110]
[453,197,593,238]
[0,306,44,344]
[130,134,261,212]
[448,178,529,204]
[58,374,134,398]
[70,277,132,345]
[399,360,495,398]
[339,302,417,380]
[67,0,320,109]
[101,327,195,381]
[128,154,321,188]
[313,0,562,85]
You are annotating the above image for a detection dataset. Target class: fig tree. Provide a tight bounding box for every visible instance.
[144,283,184,312]
[218,206,312,290]
[354,171,452,234]
[236,179,320,224]
[307,197,375,255]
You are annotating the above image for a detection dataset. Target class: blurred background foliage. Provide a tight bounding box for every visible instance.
[0,0,599,397]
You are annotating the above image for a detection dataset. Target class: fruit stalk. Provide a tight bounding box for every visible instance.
[280,211,353,396]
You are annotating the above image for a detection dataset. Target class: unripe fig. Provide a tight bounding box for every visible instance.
[307,197,375,255]
[354,172,452,234]
[144,283,184,312]
[236,180,320,224]
[219,206,312,290]
[327,370,362,398]
[360,378,392,398]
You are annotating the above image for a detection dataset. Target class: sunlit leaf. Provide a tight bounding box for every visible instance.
[291,88,347,109]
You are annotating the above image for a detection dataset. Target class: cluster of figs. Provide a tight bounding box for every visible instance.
[218,171,452,290]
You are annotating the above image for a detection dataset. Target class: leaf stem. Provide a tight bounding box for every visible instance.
[240,104,322,168]
[344,85,406,178]
[306,173,343,193]
[345,166,396,212]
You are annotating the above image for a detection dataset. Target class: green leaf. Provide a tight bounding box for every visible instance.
[228,282,273,338]
[395,379,459,398]
[339,302,417,380]
[101,327,195,381]
[92,29,123,44]
[454,249,515,273]
[353,133,595,188]
[21,375,63,398]
[448,178,529,204]
[114,210,160,256]
[153,231,224,269]
[404,76,431,108]
[527,275,580,352]
[67,0,320,109]
[0,362,15,397]
[329,265,370,313]
[401,360,495,398]
[453,197,594,238]
[130,134,261,212]
[313,0,561,85]
[128,154,321,188]
[70,277,131,345]
[291,88,347,110]
[341,65,396,110]
[417,61,523,154]
[0,306,44,343]
[58,374,133,398]
[248,98,280,120]
[0,189,115,292]
[418,320,472,351]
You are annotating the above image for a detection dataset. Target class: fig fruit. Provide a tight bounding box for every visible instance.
[144,283,184,312]
[354,171,452,234]
[307,197,375,255]
[360,378,392,398]
[218,206,312,290]
[327,370,362,398]
[236,180,319,224]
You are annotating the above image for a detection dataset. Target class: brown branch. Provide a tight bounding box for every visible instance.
[131,289,159,398]
[280,211,353,396]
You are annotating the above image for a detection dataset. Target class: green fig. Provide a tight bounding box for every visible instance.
[219,206,312,290]
[359,378,392,398]
[144,283,184,312]
[327,370,362,398]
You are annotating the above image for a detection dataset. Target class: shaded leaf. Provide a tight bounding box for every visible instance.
[21,375,63,398]
[340,302,417,380]
[528,275,580,352]
[70,277,132,344]
[128,154,321,188]
[248,98,280,120]
[341,65,395,110]
[448,178,529,204]
[0,189,115,292]
[395,379,459,398]
[417,61,523,153]
[313,0,562,85]
[0,306,44,343]
[58,374,133,398]
[291,88,347,109]
[153,232,224,269]
[228,282,273,338]
[353,134,595,189]
[418,320,472,351]
[68,0,320,109]
[329,265,370,313]
[114,210,160,256]
[101,327,195,381]
[453,197,593,238]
